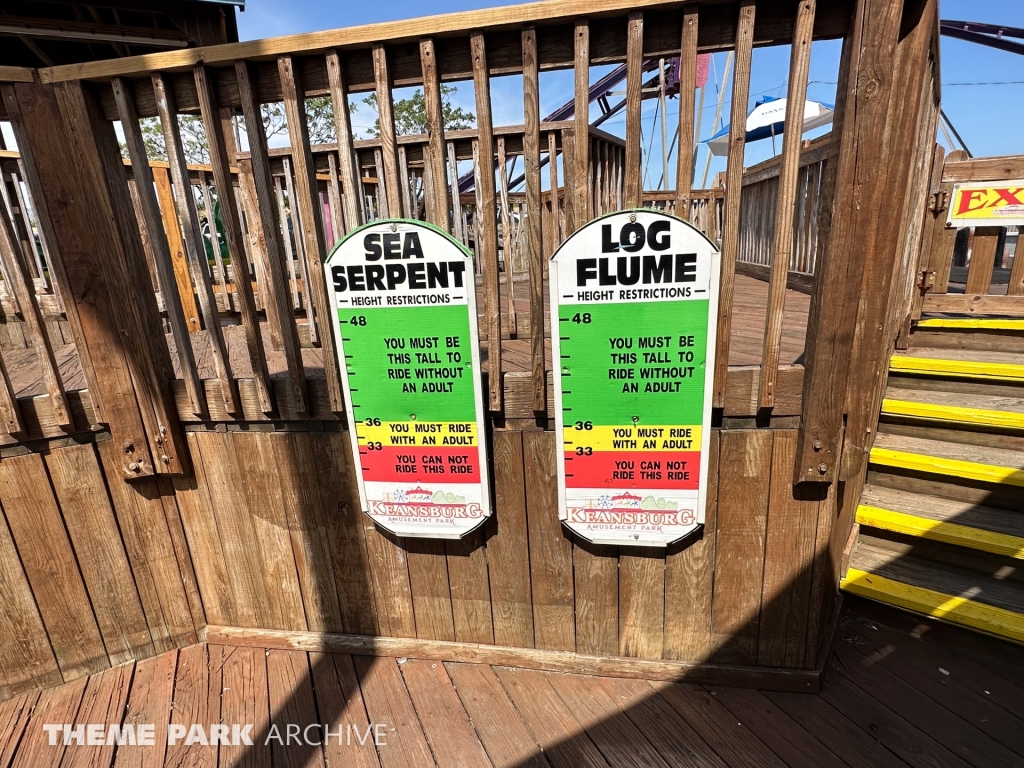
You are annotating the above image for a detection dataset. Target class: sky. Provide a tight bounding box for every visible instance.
[234,0,1024,188]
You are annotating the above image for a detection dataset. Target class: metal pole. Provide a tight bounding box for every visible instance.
[701,51,733,189]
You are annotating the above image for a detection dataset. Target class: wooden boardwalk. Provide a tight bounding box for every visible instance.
[1,597,1020,768]
[1,275,809,399]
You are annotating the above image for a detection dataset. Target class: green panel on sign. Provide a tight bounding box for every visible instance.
[558,299,709,426]
[339,304,477,422]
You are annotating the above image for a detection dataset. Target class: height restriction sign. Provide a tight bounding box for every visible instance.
[550,210,720,547]
[325,220,491,539]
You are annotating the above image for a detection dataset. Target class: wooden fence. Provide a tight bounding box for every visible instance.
[0,0,940,700]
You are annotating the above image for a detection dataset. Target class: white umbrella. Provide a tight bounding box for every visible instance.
[704,96,834,157]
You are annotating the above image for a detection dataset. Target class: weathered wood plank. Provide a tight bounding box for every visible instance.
[757,430,822,668]
[278,55,344,412]
[574,20,591,226]
[420,38,451,231]
[165,644,220,768]
[326,50,362,234]
[154,72,239,417]
[372,44,403,218]
[759,0,815,409]
[623,11,644,207]
[664,430,720,661]
[44,443,154,666]
[112,650,177,768]
[964,226,1000,295]
[523,430,574,652]
[58,661,133,768]
[354,656,435,768]
[0,452,107,680]
[471,31,503,412]
[572,537,618,657]
[310,652,381,768]
[711,429,772,665]
[400,658,491,767]
[113,77,205,419]
[267,649,326,768]
[674,7,699,217]
[405,538,457,642]
[152,165,202,331]
[236,61,309,414]
[712,0,756,408]
[619,549,665,659]
[362,525,417,638]
[0,691,40,767]
[218,646,271,768]
[9,677,87,768]
[522,26,546,414]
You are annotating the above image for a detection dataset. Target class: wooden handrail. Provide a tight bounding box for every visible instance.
[941,154,1024,183]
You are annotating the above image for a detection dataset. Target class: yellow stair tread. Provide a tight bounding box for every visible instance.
[890,348,1024,382]
[918,317,1024,331]
[843,541,1024,643]
[870,433,1024,487]
[881,394,1024,430]
[857,484,1024,559]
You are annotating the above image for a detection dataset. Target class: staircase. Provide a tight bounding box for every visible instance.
[841,317,1024,645]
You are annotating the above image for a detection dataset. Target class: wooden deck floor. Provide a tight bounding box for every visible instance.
[3,275,809,400]
[1,597,1021,768]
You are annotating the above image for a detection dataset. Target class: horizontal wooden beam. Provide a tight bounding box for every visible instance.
[942,155,1024,183]
[0,15,189,47]
[735,260,814,294]
[37,0,852,91]
[203,624,824,693]
[922,293,1024,316]
[0,66,34,83]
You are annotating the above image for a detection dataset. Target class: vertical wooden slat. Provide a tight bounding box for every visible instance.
[153,72,239,416]
[112,77,206,419]
[279,55,344,412]
[399,146,415,223]
[152,165,201,329]
[712,0,756,409]
[372,43,403,217]
[195,63,274,415]
[523,430,574,652]
[623,11,644,208]
[1009,226,1024,296]
[573,537,618,656]
[965,226,1000,295]
[663,430,720,661]
[562,129,576,235]
[547,132,560,253]
[0,184,70,426]
[676,8,699,216]
[496,136,518,338]
[759,0,816,409]
[200,171,232,312]
[235,59,308,416]
[711,429,772,666]
[420,38,450,231]
[326,50,362,234]
[470,32,503,411]
[373,148,390,219]
[573,19,590,226]
[0,345,22,434]
[522,25,546,414]
[283,157,315,328]
[326,153,344,244]
[619,550,665,659]
[448,143,464,242]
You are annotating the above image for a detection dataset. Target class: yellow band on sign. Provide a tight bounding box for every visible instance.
[357,421,478,447]
[561,425,702,452]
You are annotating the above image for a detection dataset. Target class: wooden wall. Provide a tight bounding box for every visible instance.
[0,422,838,700]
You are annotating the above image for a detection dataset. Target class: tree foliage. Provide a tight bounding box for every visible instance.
[361,84,475,137]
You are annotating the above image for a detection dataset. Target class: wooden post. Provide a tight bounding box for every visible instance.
[420,39,451,232]
[471,30,503,412]
[675,7,699,219]
[573,19,590,226]
[759,0,816,409]
[372,44,403,218]
[522,26,545,415]
[326,50,362,234]
[623,11,643,209]
[151,166,201,330]
[712,0,756,409]
[7,79,190,476]
[796,0,937,484]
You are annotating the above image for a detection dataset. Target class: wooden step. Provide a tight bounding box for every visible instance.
[858,484,1024,560]
[871,433,1024,487]
[917,318,1024,331]
[842,539,1024,644]
[890,348,1024,383]
[881,387,1024,431]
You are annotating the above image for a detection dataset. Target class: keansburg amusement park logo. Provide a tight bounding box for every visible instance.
[368,486,484,524]
[565,491,697,533]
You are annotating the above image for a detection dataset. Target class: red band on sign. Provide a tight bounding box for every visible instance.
[564,450,700,489]
[358,445,480,482]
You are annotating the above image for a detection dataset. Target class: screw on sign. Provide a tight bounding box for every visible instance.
[324,220,491,539]
[549,210,720,547]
